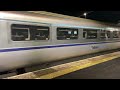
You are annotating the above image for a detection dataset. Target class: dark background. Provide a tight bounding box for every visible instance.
[1,0,120,24]
[44,11,120,24]
[25,1,120,24]
[42,1,120,24]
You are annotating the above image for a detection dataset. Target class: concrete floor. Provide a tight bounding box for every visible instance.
[1,49,120,79]
[55,58,120,79]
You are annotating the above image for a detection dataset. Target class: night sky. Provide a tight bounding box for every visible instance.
[0,0,118,24]
[44,11,120,24]
[0,0,117,24]
[34,1,120,24]
[0,0,119,24]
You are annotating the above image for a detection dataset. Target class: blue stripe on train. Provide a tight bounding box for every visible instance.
[0,41,119,53]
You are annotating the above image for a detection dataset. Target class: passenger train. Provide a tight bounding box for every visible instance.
[0,11,120,73]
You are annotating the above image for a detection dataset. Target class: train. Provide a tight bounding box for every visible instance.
[0,11,119,73]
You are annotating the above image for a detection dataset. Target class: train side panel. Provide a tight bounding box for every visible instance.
[0,12,119,72]
[0,41,120,72]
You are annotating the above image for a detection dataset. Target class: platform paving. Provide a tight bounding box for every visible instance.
[55,58,120,79]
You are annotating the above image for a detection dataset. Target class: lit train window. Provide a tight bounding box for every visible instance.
[100,30,106,39]
[100,30,111,39]
[11,24,29,41]
[57,28,78,40]
[83,29,98,39]
[106,31,111,38]
[11,24,49,41]
[30,26,49,40]
[113,31,120,38]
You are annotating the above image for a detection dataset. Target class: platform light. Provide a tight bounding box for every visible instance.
[83,12,87,18]
[83,13,87,16]
[83,11,94,19]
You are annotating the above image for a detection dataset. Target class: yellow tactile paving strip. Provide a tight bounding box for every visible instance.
[5,51,120,79]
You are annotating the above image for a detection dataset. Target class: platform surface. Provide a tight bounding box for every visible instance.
[55,58,120,79]
[5,51,120,79]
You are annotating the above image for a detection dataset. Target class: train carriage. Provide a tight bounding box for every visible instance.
[0,11,119,73]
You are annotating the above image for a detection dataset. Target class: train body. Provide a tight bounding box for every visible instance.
[0,11,120,72]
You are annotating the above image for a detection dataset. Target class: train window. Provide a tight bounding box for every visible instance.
[83,29,98,39]
[113,31,120,38]
[100,30,106,39]
[30,26,49,40]
[11,24,50,41]
[11,25,29,41]
[57,28,78,40]
[100,30,111,39]
[106,31,111,38]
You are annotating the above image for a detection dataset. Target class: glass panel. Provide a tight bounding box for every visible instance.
[106,31,111,38]
[57,28,78,40]
[83,29,98,39]
[113,31,120,38]
[100,30,111,39]
[30,26,49,40]
[11,26,29,41]
[11,24,49,41]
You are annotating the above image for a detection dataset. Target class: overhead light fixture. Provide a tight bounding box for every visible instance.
[83,11,94,19]
[83,12,87,16]
[83,12,87,18]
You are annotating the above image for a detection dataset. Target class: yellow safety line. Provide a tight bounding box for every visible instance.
[6,52,120,79]
[36,55,120,79]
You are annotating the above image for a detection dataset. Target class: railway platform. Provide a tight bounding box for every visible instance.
[5,49,120,79]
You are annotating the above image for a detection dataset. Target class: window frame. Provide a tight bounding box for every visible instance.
[11,26,30,41]
[29,26,50,41]
[83,28,99,39]
[100,30,111,39]
[10,23,50,42]
[112,31,120,39]
[57,27,79,40]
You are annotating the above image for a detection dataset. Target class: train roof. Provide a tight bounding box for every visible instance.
[0,11,119,29]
